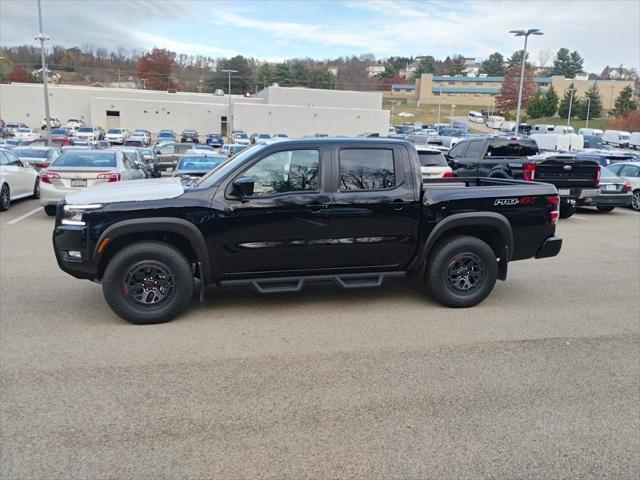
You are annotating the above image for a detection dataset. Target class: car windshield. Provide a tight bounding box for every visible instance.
[258,134,270,138]
[194,145,214,151]
[13,148,49,158]
[417,150,448,167]
[178,155,226,171]
[78,127,93,132]
[17,128,31,132]
[107,129,122,134]
[133,130,146,135]
[139,148,153,156]
[51,129,66,135]
[620,134,631,140]
[196,144,264,187]
[183,131,197,135]
[52,151,116,168]
[234,133,248,139]
[600,167,619,179]
[158,132,173,137]
[439,129,465,137]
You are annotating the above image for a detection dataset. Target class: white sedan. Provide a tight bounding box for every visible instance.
[13,128,41,142]
[398,112,415,118]
[0,148,39,212]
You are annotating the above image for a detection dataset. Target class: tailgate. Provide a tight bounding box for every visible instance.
[535,157,599,189]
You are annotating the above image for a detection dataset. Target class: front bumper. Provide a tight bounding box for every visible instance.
[53,221,99,280]
[535,236,563,259]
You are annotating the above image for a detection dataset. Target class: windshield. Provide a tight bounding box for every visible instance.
[178,155,226,171]
[600,167,619,178]
[620,134,631,140]
[158,132,173,137]
[234,132,248,139]
[51,129,67,134]
[107,129,122,134]
[133,130,146,135]
[196,144,264,188]
[52,151,116,168]
[78,127,93,132]
[13,148,49,158]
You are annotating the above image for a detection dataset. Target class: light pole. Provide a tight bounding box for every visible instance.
[36,0,52,146]
[222,69,237,137]
[436,83,443,124]
[509,28,543,135]
[566,88,576,127]
[585,96,591,128]
[450,104,456,126]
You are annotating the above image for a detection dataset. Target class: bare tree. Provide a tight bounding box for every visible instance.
[537,49,552,69]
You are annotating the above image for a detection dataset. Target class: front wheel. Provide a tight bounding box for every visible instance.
[426,235,498,308]
[102,241,194,324]
[596,206,615,212]
[44,205,57,216]
[632,190,640,211]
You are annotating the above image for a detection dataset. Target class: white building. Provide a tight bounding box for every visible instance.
[367,65,386,77]
[0,83,389,137]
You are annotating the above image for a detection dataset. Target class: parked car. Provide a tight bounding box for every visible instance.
[130,130,151,146]
[74,126,104,141]
[582,135,609,149]
[156,130,177,144]
[468,111,484,123]
[123,139,146,147]
[274,133,289,138]
[65,119,84,131]
[446,136,600,218]
[41,117,61,129]
[0,148,40,212]
[13,128,40,142]
[110,147,151,178]
[205,133,224,148]
[551,126,575,134]
[578,128,603,137]
[105,128,129,144]
[397,112,414,118]
[531,124,555,134]
[5,122,28,136]
[193,145,215,152]
[231,131,250,145]
[153,142,199,171]
[250,133,272,144]
[93,140,112,149]
[486,116,505,129]
[221,143,248,157]
[138,148,162,178]
[12,146,61,171]
[172,153,227,178]
[576,166,633,212]
[414,145,453,179]
[575,150,637,167]
[40,149,146,216]
[180,130,200,143]
[629,132,640,150]
[602,130,631,148]
[607,162,640,210]
[51,138,563,324]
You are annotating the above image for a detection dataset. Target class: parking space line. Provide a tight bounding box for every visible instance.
[572,215,588,221]
[614,209,640,216]
[6,207,43,225]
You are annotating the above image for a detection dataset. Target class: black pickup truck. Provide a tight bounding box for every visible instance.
[446,136,601,218]
[52,139,562,324]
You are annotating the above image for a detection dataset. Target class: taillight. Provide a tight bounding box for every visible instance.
[39,162,49,169]
[547,195,560,225]
[40,171,60,184]
[595,165,601,186]
[442,170,454,178]
[523,162,536,182]
[96,172,122,182]
[623,182,632,192]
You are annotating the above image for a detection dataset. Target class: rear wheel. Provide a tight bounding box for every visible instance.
[632,190,640,211]
[596,206,615,212]
[0,184,10,211]
[102,241,194,324]
[44,205,57,216]
[426,235,498,308]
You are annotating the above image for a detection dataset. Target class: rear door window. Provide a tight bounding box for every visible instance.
[447,142,468,160]
[619,165,640,177]
[339,149,395,191]
[465,141,484,158]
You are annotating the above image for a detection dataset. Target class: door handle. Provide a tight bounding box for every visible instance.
[392,199,409,211]
[306,201,330,213]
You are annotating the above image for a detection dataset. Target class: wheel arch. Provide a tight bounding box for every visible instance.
[94,218,212,283]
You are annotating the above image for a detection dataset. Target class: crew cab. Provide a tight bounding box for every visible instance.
[446,136,600,218]
[52,139,562,324]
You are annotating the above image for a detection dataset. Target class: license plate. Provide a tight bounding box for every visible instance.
[559,189,570,195]
[605,184,617,191]
[71,179,87,187]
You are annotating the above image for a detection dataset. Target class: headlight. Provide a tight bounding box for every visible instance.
[61,204,102,226]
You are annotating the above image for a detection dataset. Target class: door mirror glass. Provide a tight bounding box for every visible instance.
[231,176,255,197]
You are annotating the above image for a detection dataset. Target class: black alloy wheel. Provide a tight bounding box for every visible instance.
[0,184,10,211]
[123,261,175,308]
[445,253,485,294]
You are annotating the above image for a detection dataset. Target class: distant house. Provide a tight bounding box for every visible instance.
[367,65,386,78]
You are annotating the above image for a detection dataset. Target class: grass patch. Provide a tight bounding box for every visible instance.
[383,99,484,126]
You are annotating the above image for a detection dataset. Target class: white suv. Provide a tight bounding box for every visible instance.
[105,128,129,144]
[41,117,61,129]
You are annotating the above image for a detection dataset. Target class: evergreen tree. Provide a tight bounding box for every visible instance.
[449,55,466,76]
[289,62,307,86]
[257,63,274,89]
[614,85,638,116]
[379,63,398,79]
[507,50,533,70]
[207,55,253,94]
[558,83,581,120]
[526,89,547,118]
[575,83,603,120]
[272,63,292,86]
[414,56,438,76]
[543,85,559,116]
[552,48,572,77]
[482,52,505,77]
[569,50,585,77]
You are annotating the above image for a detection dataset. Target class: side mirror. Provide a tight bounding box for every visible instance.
[231,176,254,198]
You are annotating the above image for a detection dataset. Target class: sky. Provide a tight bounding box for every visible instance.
[1,0,639,73]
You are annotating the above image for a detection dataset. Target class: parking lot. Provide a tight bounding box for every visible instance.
[1,196,638,478]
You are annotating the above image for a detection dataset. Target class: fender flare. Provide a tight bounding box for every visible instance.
[417,212,514,270]
[93,217,212,283]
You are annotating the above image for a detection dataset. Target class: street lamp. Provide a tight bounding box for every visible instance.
[221,69,238,137]
[566,87,576,127]
[36,0,52,146]
[436,83,444,124]
[585,96,591,128]
[450,104,456,126]
[509,28,543,135]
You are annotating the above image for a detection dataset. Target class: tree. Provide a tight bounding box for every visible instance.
[609,110,640,131]
[575,83,603,120]
[613,85,638,116]
[526,89,548,118]
[8,66,31,83]
[378,63,398,79]
[482,52,505,77]
[272,63,292,86]
[552,48,584,78]
[0,57,16,82]
[507,50,533,70]
[448,55,466,76]
[135,48,175,90]
[558,83,582,120]
[537,49,552,69]
[495,65,536,111]
[257,63,274,89]
[207,55,253,94]
[414,56,438,76]
[543,85,559,116]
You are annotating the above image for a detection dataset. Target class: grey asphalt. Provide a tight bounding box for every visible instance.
[1,198,639,479]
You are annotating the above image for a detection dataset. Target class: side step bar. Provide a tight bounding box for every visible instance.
[220,272,406,294]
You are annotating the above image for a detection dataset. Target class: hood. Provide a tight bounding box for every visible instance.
[65,177,184,205]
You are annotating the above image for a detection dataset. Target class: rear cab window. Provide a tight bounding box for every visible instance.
[487,140,538,157]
